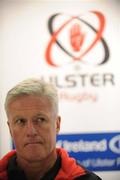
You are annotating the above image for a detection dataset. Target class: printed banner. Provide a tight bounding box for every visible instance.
[57,132,120,171]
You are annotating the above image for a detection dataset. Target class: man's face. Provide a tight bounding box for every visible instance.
[7,95,60,162]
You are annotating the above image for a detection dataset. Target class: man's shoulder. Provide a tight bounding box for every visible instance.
[0,150,16,171]
[75,170,102,180]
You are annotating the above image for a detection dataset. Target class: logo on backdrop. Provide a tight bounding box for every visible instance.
[45,11,109,67]
[41,11,114,103]
[57,132,120,171]
[109,135,120,154]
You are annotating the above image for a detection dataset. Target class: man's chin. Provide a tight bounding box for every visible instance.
[19,148,47,162]
[23,153,46,163]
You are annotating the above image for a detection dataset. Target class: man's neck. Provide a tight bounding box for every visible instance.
[16,149,57,180]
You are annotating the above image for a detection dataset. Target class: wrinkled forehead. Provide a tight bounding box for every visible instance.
[9,95,52,107]
[7,95,58,116]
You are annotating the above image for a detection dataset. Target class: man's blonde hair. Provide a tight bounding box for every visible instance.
[5,78,58,115]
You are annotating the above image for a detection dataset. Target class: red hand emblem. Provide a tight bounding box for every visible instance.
[70,23,85,52]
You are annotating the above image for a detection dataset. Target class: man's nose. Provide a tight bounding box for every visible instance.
[26,121,37,137]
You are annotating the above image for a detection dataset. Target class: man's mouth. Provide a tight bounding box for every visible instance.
[24,141,43,146]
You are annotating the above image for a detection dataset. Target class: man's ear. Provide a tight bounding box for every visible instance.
[7,121,12,137]
[56,116,61,134]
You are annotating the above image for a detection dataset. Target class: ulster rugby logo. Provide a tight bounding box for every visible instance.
[45,11,109,67]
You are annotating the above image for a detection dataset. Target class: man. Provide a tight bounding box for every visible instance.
[0,78,102,180]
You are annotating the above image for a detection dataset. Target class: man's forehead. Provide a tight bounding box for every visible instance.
[8,95,51,107]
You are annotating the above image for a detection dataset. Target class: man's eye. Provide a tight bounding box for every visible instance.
[37,117,45,122]
[15,118,26,125]
[33,116,46,124]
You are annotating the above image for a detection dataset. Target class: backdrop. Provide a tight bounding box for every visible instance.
[0,0,120,179]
